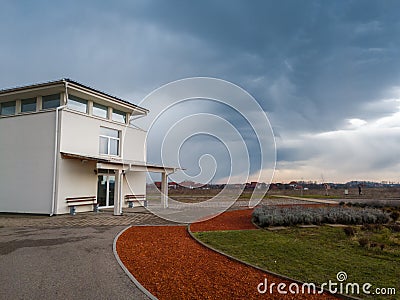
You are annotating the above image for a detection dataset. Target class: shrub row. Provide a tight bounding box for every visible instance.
[252,205,391,227]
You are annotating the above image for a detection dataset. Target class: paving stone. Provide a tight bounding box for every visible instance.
[0,209,178,228]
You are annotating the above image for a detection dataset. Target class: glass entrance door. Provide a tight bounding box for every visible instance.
[97,175,107,207]
[97,174,116,207]
[108,175,115,206]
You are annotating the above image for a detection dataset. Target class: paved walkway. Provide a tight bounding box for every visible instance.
[0,207,173,228]
[0,208,177,300]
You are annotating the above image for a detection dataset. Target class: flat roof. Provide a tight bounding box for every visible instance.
[0,78,149,114]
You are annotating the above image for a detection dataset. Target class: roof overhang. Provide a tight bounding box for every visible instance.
[0,78,148,116]
[61,152,177,174]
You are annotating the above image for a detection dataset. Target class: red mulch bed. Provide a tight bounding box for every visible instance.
[117,210,336,299]
[117,225,339,299]
[117,205,341,299]
[190,209,257,232]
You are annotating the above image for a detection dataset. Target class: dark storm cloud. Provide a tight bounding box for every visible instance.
[1,0,400,181]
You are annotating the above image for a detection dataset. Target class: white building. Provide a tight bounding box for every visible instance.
[0,79,173,215]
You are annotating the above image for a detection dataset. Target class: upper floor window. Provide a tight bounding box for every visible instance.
[68,95,88,113]
[99,127,120,156]
[0,101,16,116]
[112,109,126,123]
[21,97,37,113]
[42,94,60,109]
[93,102,108,118]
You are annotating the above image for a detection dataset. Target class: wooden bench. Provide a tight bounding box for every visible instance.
[66,196,98,215]
[124,194,147,208]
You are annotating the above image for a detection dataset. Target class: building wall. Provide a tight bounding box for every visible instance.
[0,111,56,214]
[56,110,148,214]
[123,171,146,196]
[55,159,97,214]
[59,109,146,162]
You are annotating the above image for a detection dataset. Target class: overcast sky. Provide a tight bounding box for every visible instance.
[1,0,400,183]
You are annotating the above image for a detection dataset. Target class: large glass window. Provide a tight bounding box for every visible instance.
[99,127,120,156]
[93,103,108,118]
[1,101,16,116]
[21,98,37,113]
[68,95,88,113]
[112,109,126,123]
[42,94,60,109]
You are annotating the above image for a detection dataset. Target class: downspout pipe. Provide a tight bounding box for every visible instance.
[50,81,68,216]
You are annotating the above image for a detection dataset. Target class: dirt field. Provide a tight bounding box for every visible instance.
[147,186,400,203]
[269,187,400,199]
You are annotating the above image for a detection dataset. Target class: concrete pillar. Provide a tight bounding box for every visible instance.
[16,100,21,114]
[88,100,93,115]
[161,172,168,208]
[114,169,123,215]
[37,96,42,111]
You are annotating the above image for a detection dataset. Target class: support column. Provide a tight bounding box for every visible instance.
[161,172,168,208]
[114,169,123,216]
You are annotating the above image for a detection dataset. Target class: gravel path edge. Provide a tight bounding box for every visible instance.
[113,225,158,300]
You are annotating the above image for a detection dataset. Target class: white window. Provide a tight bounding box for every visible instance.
[68,95,88,113]
[0,101,16,115]
[21,98,37,113]
[112,109,126,123]
[93,103,108,118]
[99,127,120,156]
[42,94,60,109]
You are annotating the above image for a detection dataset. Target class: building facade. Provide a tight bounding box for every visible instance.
[0,79,172,215]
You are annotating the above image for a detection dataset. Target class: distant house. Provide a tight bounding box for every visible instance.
[168,182,178,189]
[269,183,279,190]
[0,79,174,215]
[245,182,257,189]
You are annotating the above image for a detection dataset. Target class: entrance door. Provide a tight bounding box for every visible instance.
[97,174,116,207]
[108,175,115,206]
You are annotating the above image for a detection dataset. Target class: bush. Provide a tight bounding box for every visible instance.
[358,237,369,248]
[386,224,400,232]
[252,205,391,228]
[390,211,400,222]
[343,226,356,237]
[361,224,383,232]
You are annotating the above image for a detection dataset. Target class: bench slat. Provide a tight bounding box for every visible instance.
[66,196,96,201]
[68,202,98,207]
[124,194,147,208]
[125,194,145,199]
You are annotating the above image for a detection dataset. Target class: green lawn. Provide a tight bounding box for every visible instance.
[193,227,400,299]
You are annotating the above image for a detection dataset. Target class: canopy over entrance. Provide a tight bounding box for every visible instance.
[61,152,177,215]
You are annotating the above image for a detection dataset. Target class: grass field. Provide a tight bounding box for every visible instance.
[194,226,400,299]
[147,186,400,201]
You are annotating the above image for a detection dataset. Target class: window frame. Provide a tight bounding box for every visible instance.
[67,95,88,113]
[93,102,108,119]
[99,127,120,156]
[42,94,60,110]
[21,97,37,113]
[0,100,16,116]
[112,109,127,123]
